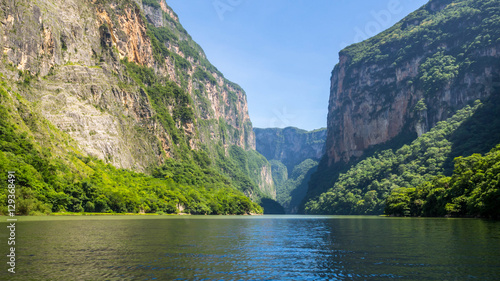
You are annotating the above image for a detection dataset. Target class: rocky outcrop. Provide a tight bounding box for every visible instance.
[326,0,500,165]
[143,4,164,28]
[258,164,275,199]
[0,0,161,170]
[254,127,326,171]
[0,0,255,173]
[254,127,325,212]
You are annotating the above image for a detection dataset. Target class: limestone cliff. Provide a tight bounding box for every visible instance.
[326,0,500,165]
[258,164,275,198]
[227,146,276,200]
[254,127,326,171]
[254,127,326,213]
[0,0,269,197]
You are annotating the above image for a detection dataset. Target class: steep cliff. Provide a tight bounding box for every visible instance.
[254,127,326,171]
[305,94,500,215]
[1,0,255,169]
[0,0,271,214]
[228,146,276,199]
[326,0,500,165]
[254,127,326,213]
[270,158,318,214]
[304,0,500,215]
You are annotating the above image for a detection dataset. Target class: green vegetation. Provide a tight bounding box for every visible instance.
[419,51,459,95]
[142,0,161,9]
[229,146,271,194]
[443,92,500,173]
[304,101,494,215]
[342,0,500,71]
[150,26,178,44]
[121,59,194,152]
[273,159,318,213]
[303,0,500,216]
[147,27,171,62]
[193,67,217,85]
[0,78,262,215]
[60,35,67,52]
[179,40,201,63]
[385,145,500,218]
[270,160,288,193]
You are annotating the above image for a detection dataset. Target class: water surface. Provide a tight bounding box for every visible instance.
[1,215,499,280]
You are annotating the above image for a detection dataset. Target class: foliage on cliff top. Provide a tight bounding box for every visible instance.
[340,0,500,69]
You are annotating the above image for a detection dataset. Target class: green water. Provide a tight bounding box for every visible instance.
[0,215,499,280]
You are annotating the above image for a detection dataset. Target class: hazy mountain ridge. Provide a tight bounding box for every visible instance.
[254,127,326,213]
[254,127,326,171]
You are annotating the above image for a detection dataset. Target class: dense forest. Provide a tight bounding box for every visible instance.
[302,0,500,217]
[385,144,500,218]
[305,92,500,217]
[0,0,276,215]
[272,159,318,214]
[0,79,262,215]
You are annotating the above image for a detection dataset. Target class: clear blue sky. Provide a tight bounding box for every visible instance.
[166,0,428,131]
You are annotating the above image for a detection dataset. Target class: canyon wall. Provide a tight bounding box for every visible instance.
[254,127,326,171]
[0,0,272,198]
[326,0,500,165]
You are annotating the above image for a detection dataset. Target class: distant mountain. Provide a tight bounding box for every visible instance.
[254,127,326,213]
[254,127,326,171]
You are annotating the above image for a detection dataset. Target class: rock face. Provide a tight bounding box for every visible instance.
[0,0,255,172]
[254,127,326,171]
[254,127,326,212]
[325,0,500,165]
[259,164,275,198]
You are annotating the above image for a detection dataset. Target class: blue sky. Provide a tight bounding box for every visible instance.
[166,0,429,131]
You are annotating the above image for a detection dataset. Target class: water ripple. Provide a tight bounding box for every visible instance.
[1,216,500,280]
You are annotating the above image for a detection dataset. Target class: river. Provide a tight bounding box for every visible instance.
[1,215,499,280]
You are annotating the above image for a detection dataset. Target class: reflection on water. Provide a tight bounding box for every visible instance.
[0,215,499,280]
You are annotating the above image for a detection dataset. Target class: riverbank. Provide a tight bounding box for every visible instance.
[2,211,263,216]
